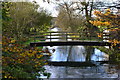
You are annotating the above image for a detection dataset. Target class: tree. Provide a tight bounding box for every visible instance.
[2,2,51,79]
[2,36,51,79]
[89,8,120,43]
[3,2,52,40]
[54,0,101,34]
[90,8,120,35]
[55,5,85,32]
[90,9,120,61]
[90,9,120,31]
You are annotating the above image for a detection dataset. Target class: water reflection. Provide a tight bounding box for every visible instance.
[43,27,109,61]
[44,64,118,78]
[92,48,109,61]
[44,46,109,62]
[42,27,118,78]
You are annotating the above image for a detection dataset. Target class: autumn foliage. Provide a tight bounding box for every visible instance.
[90,9,120,30]
[2,2,51,79]
[90,9,120,48]
[2,36,49,79]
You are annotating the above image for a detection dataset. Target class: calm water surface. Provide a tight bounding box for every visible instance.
[41,27,119,78]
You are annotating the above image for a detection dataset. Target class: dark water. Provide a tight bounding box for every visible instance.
[43,27,109,62]
[44,64,118,78]
[40,27,119,78]
[46,46,109,62]
[42,46,118,78]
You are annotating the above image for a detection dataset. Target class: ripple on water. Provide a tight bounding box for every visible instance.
[43,64,118,78]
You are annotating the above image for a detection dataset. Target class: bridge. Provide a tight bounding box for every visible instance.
[30,31,111,47]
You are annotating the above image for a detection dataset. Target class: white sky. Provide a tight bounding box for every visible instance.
[7,0,118,17]
[29,0,59,17]
[28,0,118,17]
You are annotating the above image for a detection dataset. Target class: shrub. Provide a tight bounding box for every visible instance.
[2,36,49,79]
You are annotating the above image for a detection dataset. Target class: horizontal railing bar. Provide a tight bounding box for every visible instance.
[103,38,109,40]
[31,36,80,38]
[34,38,102,40]
[31,36,45,38]
[31,34,80,37]
[103,32,110,34]
[32,37,81,39]
[31,34,110,37]
[31,32,110,34]
[31,36,110,38]
[30,31,110,42]
[103,34,110,36]
[31,32,82,34]
[45,32,80,33]
[35,38,46,40]
[38,39,46,40]
[31,35,111,38]
[31,34,80,36]
[34,38,104,40]
[33,39,104,41]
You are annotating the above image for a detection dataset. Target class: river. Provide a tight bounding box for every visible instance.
[40,27,119,79]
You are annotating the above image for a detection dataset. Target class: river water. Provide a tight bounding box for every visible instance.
[41,27,119,79]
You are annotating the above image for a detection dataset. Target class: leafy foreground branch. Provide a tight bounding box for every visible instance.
[2,36,51,79]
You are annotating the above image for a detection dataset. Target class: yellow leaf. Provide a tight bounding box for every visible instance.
[11,40,16,43]
[36,55,43,58]
[4,76,7,78]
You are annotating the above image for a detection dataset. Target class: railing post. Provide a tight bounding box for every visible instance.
[50,32,51,42]
[79,33,80,41]
[34,33,36,42]
[66,32,67,41]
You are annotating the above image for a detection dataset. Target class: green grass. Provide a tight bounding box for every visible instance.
[22,38,43,49]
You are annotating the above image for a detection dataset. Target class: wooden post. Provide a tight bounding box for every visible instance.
[50,32,51,42]
[79,32,80,40]
[66,32,68,41]
[89,31,92,41]
[34,33,36,42]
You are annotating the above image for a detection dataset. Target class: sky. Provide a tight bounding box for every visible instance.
[5,0,118,17]
[28,0,118,17]
[29,0,59,17]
